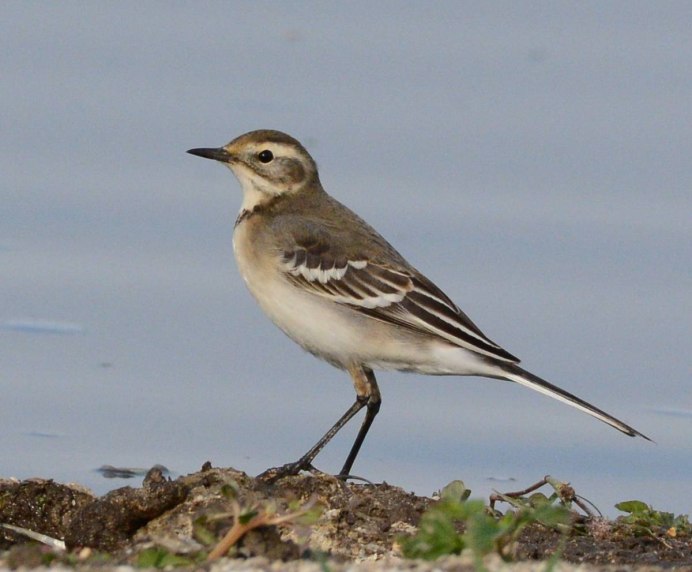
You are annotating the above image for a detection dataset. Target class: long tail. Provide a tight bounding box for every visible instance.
[499,364,652,441]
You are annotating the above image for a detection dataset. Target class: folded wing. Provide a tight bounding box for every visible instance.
[281,239,518,363]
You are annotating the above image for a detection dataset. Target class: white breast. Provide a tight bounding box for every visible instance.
[232,220,365,366]
[232,218,493,376]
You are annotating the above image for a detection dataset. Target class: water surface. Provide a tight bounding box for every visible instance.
[2,3,690,516]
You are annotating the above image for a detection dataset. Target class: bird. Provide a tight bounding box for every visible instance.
[187,129,650,481]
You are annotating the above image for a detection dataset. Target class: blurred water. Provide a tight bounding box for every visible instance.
[1,2,690,516]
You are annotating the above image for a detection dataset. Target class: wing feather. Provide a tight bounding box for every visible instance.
[281,243,518,363]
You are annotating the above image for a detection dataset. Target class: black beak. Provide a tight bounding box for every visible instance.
[187,147,233,162]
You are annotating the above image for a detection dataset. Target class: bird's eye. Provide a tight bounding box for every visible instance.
[257,150,274,163]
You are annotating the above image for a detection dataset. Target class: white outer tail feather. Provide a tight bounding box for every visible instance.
[501,365,651,441]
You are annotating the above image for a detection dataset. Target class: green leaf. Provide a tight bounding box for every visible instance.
[220,482,239,499]
[532,503,572,527]
[440,480,471,503]
[238,508,259,525]
[465,512,502,556]
[192,516,217,546]
[400,504,465,559]
[615,500,649,514]
[136,547,197,569]
[527,492,550,508]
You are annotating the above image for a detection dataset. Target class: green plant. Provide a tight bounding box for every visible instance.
[400,479,572,568]
[195,481,321,560]
[136,547,200,568]
[615,500,690,540]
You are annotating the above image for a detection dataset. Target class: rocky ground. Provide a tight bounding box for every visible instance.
[1,464,690,571]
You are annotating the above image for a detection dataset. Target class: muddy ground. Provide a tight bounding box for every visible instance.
[1,464,690,571]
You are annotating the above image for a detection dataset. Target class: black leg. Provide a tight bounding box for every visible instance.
[338,397,380,478]
[257,396,367,483]
[257,365,381,483]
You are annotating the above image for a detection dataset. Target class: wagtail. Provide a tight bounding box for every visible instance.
[188,130,649,480]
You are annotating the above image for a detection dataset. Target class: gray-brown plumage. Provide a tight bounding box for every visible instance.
[188,129,650,480]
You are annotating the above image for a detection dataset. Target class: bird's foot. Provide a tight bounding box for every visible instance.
[336,472,374,485]
[257,461,317,484]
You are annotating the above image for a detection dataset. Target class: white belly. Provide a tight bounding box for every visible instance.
[232,222,493,376]
[234,245,375,367]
